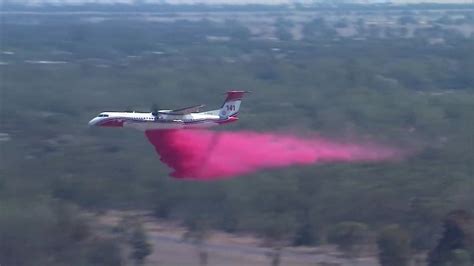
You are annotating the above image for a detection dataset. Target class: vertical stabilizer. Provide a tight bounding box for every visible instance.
[219,91,248,118]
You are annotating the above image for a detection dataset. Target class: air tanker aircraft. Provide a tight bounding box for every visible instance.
[88,91,248,130]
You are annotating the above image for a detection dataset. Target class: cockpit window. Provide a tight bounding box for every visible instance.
[98,114,109,117]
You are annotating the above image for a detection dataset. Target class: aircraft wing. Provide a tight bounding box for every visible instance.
[160,104,205,115]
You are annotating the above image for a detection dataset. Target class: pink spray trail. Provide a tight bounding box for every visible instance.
[145,129,402,180]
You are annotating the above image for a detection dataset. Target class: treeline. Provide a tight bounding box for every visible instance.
[2,2,474,12]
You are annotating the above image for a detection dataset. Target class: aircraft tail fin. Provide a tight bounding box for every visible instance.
[219,90,249,118]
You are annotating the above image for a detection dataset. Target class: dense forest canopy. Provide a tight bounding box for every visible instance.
[1,3,474,265]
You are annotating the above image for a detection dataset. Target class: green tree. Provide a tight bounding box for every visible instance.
[266,246,282,266]
[275,18,293,41]
[428,210,474,266]
[398,15,417,25]
[449,249,471,266]
[129,225,152,266]
[183,217,210,266]
[376,225,411,266]
[293,222,318,246]
[327,221,369,255]
[0,200,123,266]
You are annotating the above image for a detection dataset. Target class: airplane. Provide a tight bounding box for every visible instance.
[88,90,248,130]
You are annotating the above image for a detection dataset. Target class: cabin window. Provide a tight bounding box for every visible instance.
[98,114,109,118]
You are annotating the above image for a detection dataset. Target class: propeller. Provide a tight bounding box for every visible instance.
[151,103,159,117]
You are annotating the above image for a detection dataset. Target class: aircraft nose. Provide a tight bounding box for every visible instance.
[88,118,99,126]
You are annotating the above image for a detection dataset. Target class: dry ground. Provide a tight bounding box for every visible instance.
[97,210,379,266]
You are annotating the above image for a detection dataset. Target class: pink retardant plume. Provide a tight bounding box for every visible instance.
[145,129,402,180]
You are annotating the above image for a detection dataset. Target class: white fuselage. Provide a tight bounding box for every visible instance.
[89,90,247,131]
[88,111,237,130]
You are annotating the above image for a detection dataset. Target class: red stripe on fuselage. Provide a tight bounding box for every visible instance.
[97,117,237,127]
[216,116,238,124]
[99,118,124,127]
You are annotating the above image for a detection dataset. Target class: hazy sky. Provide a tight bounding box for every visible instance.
[4,0,473,5]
